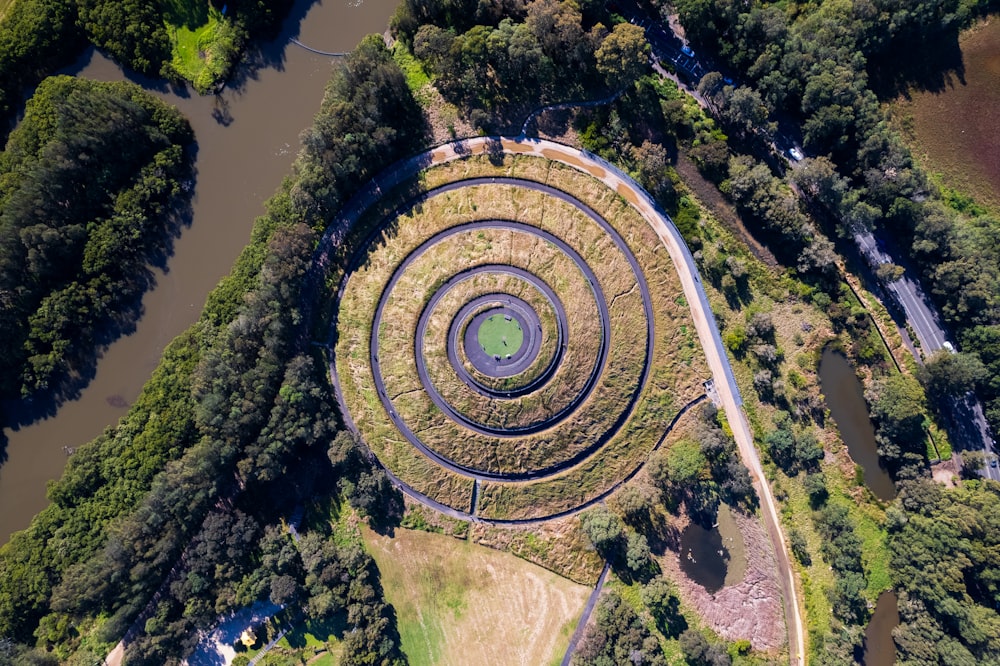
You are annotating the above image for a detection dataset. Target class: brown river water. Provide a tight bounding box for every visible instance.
[0,0,399,543]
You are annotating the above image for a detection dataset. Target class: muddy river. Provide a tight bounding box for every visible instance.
[0,0,399,543]
[819,347,897,502]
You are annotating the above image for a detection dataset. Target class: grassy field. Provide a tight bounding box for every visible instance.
[478,314,524,355]
[163,0,238,93]
[893,17,1000,210]
[363,526,588,666]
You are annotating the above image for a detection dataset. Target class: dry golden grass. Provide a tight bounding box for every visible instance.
[469,515,605,585]
[338,182,648,475]
[334,153,710,519]
[423,271,560,392]
[363,526,589,666]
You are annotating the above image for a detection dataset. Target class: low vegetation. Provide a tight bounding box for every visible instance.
[364,525,588,665]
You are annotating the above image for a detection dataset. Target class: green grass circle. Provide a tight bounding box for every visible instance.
[476,313,524,357]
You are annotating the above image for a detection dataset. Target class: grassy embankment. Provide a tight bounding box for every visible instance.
[335,153,709,519]
[163,0,239,93]
[364,525,589,666]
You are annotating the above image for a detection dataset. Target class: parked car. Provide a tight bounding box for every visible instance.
[788,146,804,161]
[681,45,694,57]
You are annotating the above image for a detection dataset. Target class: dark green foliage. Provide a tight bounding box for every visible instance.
[672,0,1000,433]
[0,0,85,122]
[814,503,869,625]
[0,38,423,661]
[284,35,426,232]
[765,424,823,474]
[574,590,666,666]
[919,350,987,401]
[889,480,1000,663]
[580,505,625,558]
[868,373,927,474]
[788,527,811,566]
[77,0,171,76]
[398,0,630,128]
[723,155,838,280]
[641,576,687,638]
[679,628,731,666]
[0,76,193,401]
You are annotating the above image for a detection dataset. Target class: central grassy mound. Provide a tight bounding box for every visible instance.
[477,313,524,356]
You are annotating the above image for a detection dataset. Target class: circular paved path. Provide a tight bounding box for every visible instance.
[437,270,563,398]
[318,137,804,663]
[366,202,650,477]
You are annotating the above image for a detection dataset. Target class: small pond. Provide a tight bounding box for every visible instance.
[678,504,747,594]
[862,590,899,666]
[819,348,897,501]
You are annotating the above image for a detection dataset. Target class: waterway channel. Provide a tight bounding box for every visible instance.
[818,347,897,502]
[0,0,399,543]
[863,590,899,666]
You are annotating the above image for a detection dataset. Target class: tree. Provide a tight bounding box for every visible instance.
[625,531,652,577]
[579,506,624,557]
[679,628,731,666]
[595,23,649,87]
[575,590,666,665]
[641,577,687,638]
[920,350,987,401]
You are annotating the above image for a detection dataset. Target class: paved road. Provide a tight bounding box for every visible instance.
[319,137,805,661]
[855,233,1000,481]
[560,561,611,666]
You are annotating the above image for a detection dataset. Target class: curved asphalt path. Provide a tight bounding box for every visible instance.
[460,299,541,377]
[319,137,804,663]
[375,218,617,445]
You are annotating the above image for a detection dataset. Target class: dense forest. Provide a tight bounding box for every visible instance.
[0,0,293,132]
[666,0,1000,433]
[391,0,649,129]
[660,0,1000,660]
[0,35,424,664]
[0,76,193,403]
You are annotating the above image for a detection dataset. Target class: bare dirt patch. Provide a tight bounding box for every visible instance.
[897,17,1000,209]
[659,509,786,651]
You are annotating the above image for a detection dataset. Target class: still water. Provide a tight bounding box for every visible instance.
[818,348,897,501]
[863,590,899,666]
[0,0,400,543]
[678,504,747,593]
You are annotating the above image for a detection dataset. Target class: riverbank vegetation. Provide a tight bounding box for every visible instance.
[0,76,194,403]
[0,36,424,664]
[0,0,293,133]
[669,0,1000,436]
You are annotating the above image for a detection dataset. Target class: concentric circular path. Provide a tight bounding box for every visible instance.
[317,137,804,665]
